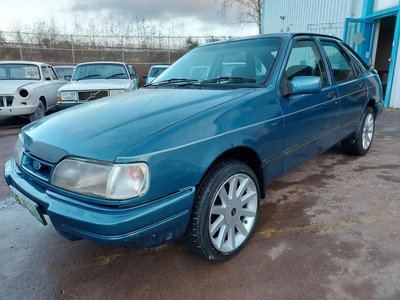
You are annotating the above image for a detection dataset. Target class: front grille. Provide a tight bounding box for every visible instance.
[20,151,54,182]
[78,90,108,101]
[0,96,14,107]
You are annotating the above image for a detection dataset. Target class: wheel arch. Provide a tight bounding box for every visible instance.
[366,99,378,118]
[200,146,266,199]
[39,96,47,111]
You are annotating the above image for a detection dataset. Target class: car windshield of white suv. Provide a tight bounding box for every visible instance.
[0,64,40,80]
[149,67,168,77]
[72,63,129,81]
[150,38,281,88]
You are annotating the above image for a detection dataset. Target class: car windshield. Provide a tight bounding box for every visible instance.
[72,63,129,81]
[149,67,168,77]
[0,64,40,80]
[54,67,75,78]
[151,38,281,87]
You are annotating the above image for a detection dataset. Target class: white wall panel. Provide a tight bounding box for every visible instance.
[263,0,363,38]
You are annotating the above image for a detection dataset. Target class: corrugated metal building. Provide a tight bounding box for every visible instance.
[262,0,400,108]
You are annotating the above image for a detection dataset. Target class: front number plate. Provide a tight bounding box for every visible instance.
[9,185,47,225]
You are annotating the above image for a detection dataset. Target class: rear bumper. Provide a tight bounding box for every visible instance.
[4,159,195,248]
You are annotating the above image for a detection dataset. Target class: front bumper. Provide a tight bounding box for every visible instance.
[0,105,37,116]
[4,159,195,248]
[55,101,82,111]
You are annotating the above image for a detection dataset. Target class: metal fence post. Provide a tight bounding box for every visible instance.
[71,35,75,64]
[17,31,23,60]
[168,35,171,65]
[122,35,125,62]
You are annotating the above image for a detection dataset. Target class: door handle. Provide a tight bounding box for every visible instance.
[359,83,365,89]
[328,92,335,100]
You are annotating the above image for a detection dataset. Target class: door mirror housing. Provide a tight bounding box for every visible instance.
[290,76,322,95]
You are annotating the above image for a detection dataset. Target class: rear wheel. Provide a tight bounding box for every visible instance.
[187,159,260,261]
[341,106,375,156]
[29,99,46,122]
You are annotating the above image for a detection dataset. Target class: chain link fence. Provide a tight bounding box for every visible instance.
[0,31,231,85]
[307,22,345,39]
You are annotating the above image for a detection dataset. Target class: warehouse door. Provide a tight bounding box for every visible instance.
[373,16,396,97]
[344,18,375,65]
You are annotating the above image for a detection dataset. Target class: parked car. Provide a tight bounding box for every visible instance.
[56,61,138,110]
[0,61,66,121]
[5,33,383,261]
[143,65,169,84]
[54,65,75,81]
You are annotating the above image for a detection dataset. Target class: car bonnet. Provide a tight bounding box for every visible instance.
[0,81,37,95]
[22,88,255,163]
[58,79,131,91]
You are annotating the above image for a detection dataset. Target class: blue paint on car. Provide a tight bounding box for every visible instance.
[4,33,383,260]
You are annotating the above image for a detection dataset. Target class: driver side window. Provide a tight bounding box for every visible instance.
[282,40,328,95]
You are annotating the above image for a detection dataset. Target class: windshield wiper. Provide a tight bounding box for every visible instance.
[106,73,126,79]
[76,74,101,81]
[143,78,198,87]
[199,77,257,84]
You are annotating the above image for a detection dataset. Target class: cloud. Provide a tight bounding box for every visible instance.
[70,0,222,24]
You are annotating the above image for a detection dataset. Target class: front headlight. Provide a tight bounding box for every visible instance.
[18,89,29,98]
[51,158,149,200]
[109,89,125,96]
[60,91,78,101]
[14,134,24,166]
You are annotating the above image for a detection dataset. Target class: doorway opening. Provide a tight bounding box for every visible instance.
[373,16,396,97]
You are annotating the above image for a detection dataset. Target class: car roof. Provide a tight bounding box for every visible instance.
[203,33,342,47]
[150,65,169,68]
[0,61,52,67]
[54,65,75,68]
[76,61,126,66]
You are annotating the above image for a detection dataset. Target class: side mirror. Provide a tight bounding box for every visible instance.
[142,75,148,79]
[64,75,72,81]
[290,76,322,95]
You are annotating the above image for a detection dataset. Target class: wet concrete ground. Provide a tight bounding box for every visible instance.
[1,110,399,300]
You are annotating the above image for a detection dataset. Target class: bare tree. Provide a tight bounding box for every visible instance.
[217,0,263,34]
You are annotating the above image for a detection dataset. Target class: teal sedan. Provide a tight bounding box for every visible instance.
[4,33,383,261]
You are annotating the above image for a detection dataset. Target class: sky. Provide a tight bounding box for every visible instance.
[0,0,259,37]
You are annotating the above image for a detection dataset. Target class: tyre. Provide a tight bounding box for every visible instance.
[187,159,260,261]
[29,99,46,122]
[341,106,375,156]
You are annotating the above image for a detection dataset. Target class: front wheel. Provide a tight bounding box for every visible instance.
[341,106,375,156]
[187,159,260,261]
[29,99,46,122]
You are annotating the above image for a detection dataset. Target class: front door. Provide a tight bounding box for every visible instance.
[278,38,340,172]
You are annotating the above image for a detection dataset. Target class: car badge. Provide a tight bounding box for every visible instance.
[88,91,101,100]
[32,160,42,171]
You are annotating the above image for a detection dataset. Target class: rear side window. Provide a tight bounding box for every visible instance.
[344,48,369,77]
[128,65,137,79]
[321,41,355,83]
[48,67,59,80]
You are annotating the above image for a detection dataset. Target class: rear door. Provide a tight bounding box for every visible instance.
[278,38,340,172]
[319,39,369,137]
